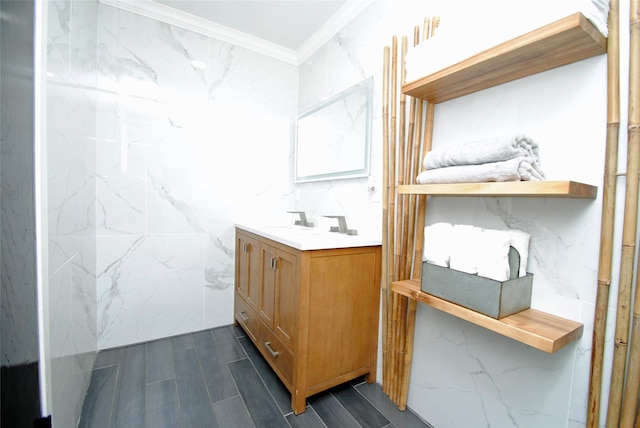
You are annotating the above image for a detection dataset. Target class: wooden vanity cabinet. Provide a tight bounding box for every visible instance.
[234,227,382,414]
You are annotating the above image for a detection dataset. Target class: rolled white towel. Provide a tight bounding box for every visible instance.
[416,156,545,184]
[476,229,512,281]
[423,135,540,170]
[423,223,454,267]
[508,229,531,277]
[449,225,483,274]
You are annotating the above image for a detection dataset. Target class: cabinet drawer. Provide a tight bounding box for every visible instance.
[258,326,294,389]
[235,296,259,342]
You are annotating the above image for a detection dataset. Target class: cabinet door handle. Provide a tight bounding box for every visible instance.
[264,341,279,357]
[243,243,250,253]
[239,311,249,321]
[270,257,277,269]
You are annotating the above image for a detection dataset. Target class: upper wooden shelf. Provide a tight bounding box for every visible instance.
[402,12,607,103]
[392,279,583,353]
[397,180,597,198]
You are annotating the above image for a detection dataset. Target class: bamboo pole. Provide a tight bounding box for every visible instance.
[399,100,435,410]
[381,45,391,396]
[587,0,620,426]
[620,0,640,425]
[395,27,422,403]
[397,18,437,410]
[607,0,640,423]
[392,34,410,404]
[386,36,399,398]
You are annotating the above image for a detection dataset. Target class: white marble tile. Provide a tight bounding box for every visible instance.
[567,301,617,427]
[48,245,97,428]
[96,233,205,349]
[97,4,209,100]
[204,286,235,329]
[409,305,579,428]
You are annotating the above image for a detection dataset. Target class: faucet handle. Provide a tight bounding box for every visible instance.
[287,211,313,227]
[323,215,349,234]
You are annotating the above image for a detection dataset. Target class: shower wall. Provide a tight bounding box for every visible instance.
[93,5,297,350]
[46,0,99,426]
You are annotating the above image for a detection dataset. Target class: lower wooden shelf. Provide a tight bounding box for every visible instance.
[397,181,597,198]
[392,279,583,353]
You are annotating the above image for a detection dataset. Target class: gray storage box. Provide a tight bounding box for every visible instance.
[421,251,533,319]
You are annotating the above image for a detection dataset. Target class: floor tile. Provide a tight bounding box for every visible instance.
[212,395,256,428]
[80,326,433,428]
[192,330,239,402]
[145,379,182,428]
[94,348,121,369]
[172,343,217,428]
[308,390,361,428]
[146,338,174,384]
[286,406,327,428]
[78,366,117,428]
[238,336,292,415]
[355,382,434,428]
[112,344,146,427]
[228,358,289,427]
[332,384,390,428]
[212,325,246,361]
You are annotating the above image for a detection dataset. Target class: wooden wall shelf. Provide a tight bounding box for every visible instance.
[397,181,597,198]
[402,12,607,103]
[392,279,584,353]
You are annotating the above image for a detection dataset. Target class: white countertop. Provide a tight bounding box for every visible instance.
[235,222,382,251]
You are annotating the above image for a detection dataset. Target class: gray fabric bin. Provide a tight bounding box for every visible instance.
[420,261,533,319]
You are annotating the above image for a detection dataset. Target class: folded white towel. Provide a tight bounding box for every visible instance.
[423,135,540,170]
[476,229,512,281]
[449,225,483,274]
[423,222,454,267]
[508,229,531,277]
[416,156,544,184]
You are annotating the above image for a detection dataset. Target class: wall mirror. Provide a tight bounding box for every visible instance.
[295,77,373,183]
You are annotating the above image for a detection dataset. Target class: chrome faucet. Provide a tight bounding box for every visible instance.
[324,215,357,235]
[287,211,314,227]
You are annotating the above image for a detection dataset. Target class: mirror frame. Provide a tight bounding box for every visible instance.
[294,77,373,183]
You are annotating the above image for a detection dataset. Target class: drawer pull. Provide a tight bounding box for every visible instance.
[264,341,279,357]
[239,311,249,321]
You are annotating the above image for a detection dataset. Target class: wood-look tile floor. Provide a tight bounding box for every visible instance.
[79,325,433,428]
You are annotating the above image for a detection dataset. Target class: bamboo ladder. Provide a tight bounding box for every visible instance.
[381,16,439,409]
[383,7,640,424]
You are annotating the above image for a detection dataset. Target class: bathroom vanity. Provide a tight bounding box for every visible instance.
[234,223,382,414]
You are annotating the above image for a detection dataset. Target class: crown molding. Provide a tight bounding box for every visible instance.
[98,0,372,66]
[98,0,374,66]
[296,0,374,64]
[98,0,299,65]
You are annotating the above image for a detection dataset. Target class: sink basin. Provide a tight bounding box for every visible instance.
[235,222,381,251]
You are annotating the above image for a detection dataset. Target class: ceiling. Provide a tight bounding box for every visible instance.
[100,0,372,64]
[154,1,348,50]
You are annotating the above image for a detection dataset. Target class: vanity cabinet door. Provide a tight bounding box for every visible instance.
[259,244,278,327]
[272,249,298,350]
[236,232,260,313]
[259,243,299,351]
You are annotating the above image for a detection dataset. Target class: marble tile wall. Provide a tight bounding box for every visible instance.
[46,0,99,426]
[297,1,624,427]
[94,5,297,349]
